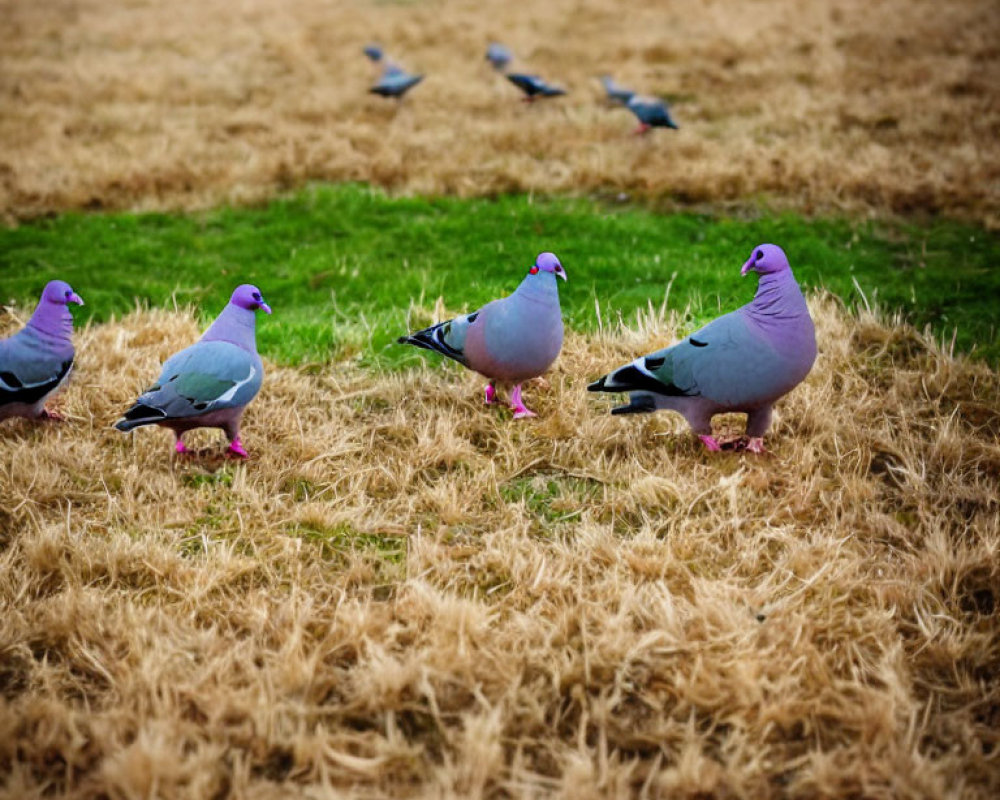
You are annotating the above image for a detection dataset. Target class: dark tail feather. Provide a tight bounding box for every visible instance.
[396,322,465,363]
[114,403,166,432]
[610,395,656,415]
[397,330,440,353]
[588,375,609,392]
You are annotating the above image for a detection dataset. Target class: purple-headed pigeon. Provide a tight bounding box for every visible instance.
[114,285,271,458]
[599,75,635,105]
[588,244,816,453]
[626,95,679,134]
[398,252,567,419]
[506,73,566,102]
[370,68,424,99]
[486,42,513,72]
[1,280,83,422]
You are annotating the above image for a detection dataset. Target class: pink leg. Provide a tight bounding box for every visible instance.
[745,437,766,454]
[510,384,537,419]
[633,123,651,136]
[698,434,722,452]
[39,408,65,421]
[227,437,249,459]
[175,438,191,455]
[484,382,497,405]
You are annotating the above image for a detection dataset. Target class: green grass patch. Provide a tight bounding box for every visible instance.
[2,183,998,364]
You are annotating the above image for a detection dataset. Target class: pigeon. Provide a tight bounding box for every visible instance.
[1,280,83,422]
[506,73,566,102]
[599,75,635,105]
[588,244,816,453]
[370,68,424,99]
[363,43,384,63]
[398,252,567,419]
[114,284,271,458]
[486,42,513,72]
[626,95,679,134]
[363,43,406,78]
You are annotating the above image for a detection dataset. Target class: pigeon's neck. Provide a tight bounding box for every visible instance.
[201,303,258,353]
[745,270,809,329]
[513,272,561,309]
[25,298,75,351]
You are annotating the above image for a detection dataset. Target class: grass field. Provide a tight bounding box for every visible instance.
[2,296,999,799]
[1,0,999,224]
[3,0,1000,797]
[3,185,999,365]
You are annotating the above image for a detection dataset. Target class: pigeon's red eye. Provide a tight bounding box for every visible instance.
[529,266,539,274]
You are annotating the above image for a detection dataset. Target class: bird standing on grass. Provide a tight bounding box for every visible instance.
[588,244,815,453]
[626,95,679,134]
[370,68,424,99]
[506,73,567,102]
[1,280,83,422]
[114,285,271,458]
[398,253,567,419]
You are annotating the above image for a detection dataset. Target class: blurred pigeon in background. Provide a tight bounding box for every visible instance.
[588,244,816,453]
[115,285,271,458]
[626,95,679,134]
[363,43,405,77]
[506,73,566,102]
[398,252,567,419]
[599,75,635,105]
[370,68,424,99]
[486,42,513,72]
[1,280,83,422]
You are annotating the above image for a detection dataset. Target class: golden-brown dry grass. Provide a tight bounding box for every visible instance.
[1,296,998,798]
[1,0,999,224]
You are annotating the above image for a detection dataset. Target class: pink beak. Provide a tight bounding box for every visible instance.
[258,302,272,314]
[68,292,84,306]
[740,257,755,277]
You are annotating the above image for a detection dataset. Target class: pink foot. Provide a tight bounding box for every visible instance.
[698,434,722,452]
[175,440,192,455]
[227,438,249,459]
[484,383,497,405]
[510,384,537,420]
[39,408,65,422]
[745,437,766,454]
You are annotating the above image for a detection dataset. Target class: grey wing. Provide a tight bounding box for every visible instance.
[118,341,262,428]
[676,313,784,407]
[0,335,74,407]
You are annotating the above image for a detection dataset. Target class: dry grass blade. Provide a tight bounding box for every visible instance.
[0,0,998,224]
[1,295,998,798]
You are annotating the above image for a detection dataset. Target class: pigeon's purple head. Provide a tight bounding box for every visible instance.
[42,280,84,307]
[741,244,790,277]
[530,252,567,281]
[230,284,272,314]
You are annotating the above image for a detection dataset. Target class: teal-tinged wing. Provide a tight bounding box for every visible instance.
[115,340,262,430]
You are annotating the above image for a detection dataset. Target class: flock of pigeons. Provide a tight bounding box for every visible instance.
[1,244,815,456]
[365,41,679,134]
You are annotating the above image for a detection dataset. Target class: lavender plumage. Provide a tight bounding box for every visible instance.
[114,284,271,458]
[588,244,816,453]
[0,280,83,422]
[397,252,566,419]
